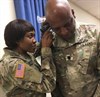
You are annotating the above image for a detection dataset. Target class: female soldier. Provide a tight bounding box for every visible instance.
[0,19,56,97]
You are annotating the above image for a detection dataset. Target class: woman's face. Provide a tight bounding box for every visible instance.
[17,31,36,53]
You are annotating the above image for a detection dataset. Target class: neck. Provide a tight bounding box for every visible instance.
[15,47,27,56]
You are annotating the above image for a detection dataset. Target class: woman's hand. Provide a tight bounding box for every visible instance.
[41,31,53,47]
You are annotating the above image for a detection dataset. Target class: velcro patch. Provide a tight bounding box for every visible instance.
[15,64,25,78]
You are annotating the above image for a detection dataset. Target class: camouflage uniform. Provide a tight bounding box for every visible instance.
[0,47,56,97]
[51,25,100,97]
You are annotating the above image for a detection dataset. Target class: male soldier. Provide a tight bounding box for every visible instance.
[45,0,100,97]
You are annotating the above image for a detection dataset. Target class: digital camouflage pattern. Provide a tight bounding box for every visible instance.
[51,24,100,97]
[0,47,56,97]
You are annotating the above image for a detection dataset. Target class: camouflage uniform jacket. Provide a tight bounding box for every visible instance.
[51,25,100,97]
[0,47,56,97]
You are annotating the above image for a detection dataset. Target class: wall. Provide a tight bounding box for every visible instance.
[69,2,100,32]
[0,0,16,59]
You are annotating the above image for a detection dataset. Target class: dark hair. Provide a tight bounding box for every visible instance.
[4,19,35,49]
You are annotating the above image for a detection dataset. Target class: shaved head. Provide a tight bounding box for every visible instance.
[46,0,73,26]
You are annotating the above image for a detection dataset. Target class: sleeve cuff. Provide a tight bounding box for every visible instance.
[41,47,52,57]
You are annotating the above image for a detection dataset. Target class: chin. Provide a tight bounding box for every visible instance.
[63,37,70,41]
[28,49,35,53]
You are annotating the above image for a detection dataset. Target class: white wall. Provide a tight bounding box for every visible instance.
[69,2,100,32]
[0,0,16,59]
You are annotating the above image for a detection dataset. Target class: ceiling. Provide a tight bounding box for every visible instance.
[69,0,100,20]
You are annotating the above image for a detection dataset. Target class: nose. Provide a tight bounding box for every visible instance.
[32,38,36,43]
[60,27,68,32]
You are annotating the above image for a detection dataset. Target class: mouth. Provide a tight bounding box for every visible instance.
[32,44,36,49]
[61,33,75,41]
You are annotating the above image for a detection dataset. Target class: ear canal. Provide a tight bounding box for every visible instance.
[72,9,76,18]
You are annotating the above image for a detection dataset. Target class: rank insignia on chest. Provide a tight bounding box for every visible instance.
[15,64,25,78]
[65,54,73,61]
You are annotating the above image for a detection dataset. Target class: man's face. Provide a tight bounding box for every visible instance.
[46,8,76,41]
[52,17,76,41]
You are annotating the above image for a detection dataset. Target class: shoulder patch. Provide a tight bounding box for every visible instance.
[15,64,25,78]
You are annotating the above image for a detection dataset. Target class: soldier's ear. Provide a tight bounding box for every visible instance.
[71,9,76,18]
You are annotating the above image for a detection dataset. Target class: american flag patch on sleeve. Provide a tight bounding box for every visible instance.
[15,64,25,78]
